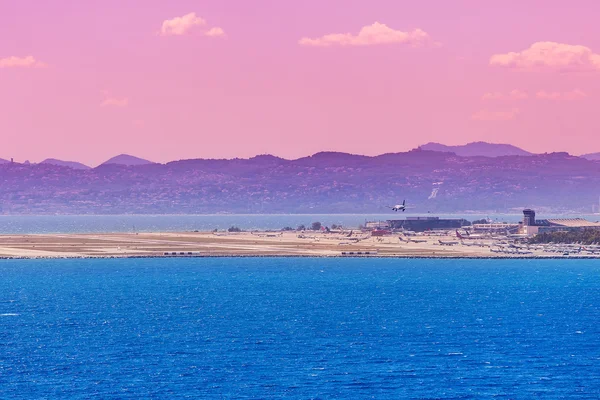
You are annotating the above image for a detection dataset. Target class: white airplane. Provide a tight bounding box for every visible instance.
[438,239,459,246]
[389,200,407,212]
[456,230,485,240]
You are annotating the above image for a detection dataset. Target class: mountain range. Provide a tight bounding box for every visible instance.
[419,142,533,157]
[0,154,155,169]
[3,142,600,168]
[1,146,600,214]
[41,158,90,170]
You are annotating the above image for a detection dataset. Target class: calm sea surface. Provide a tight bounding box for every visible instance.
[1,258,599,399]
[1,213,599,234]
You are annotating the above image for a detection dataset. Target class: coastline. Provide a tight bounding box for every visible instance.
[0,231,596,260]
[1,255,598,260]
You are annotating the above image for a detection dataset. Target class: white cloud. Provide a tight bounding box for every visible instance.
[299,22,436,47]
[101,91,128,108]
[0,56,47,68]
[490,42,600,72]
[160,12,206,36]
[482,89,528,101]
[159,12,225,38]
[536,89,587,101]
[205,27,226,37]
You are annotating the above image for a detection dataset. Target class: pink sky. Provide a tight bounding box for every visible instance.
[2,0,600,166]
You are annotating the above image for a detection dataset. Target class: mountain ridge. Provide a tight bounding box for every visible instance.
[100,154,155,166]
[419,141,533,157]
[41,158,90,170]
[5,141,600,166]
[580,152,600,161]
[0,150,599,214]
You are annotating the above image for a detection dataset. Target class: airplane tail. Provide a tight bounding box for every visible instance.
[456,230,464,239]
[402,199,406,206]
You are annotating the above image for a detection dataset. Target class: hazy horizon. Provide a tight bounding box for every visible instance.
[1,140,596,166]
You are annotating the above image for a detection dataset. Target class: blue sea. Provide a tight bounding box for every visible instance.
[1,258,599,399]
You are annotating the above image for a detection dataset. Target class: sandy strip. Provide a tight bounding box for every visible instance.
[0,231,594,259]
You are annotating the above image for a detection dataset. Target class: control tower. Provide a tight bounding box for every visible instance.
[523,209,536,226]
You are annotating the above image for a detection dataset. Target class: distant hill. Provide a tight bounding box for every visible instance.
[420,141,532,157]
[294,151,370,166]
[1,150,599,214]
[0,158,9,164]
[41,158,90,170]
[100,154,155,166]
[580,153,600,161]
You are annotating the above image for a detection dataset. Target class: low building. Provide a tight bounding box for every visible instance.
[371,229,392,237]
[365,221,390,230]
[388,216,466,232]
[472,223,520,232]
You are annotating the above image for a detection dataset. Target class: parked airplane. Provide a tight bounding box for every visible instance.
[252,231,283,238]
[399,237,427,243]
[461,241,487,247]
[455,230,485,240]
[438,239,459,246]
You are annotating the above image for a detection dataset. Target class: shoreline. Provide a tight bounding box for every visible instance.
[0,230,596,260]
[1,255,598,260]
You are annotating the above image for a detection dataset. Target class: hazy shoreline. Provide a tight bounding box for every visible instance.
[0,231,595,260]
[1,255,598,260]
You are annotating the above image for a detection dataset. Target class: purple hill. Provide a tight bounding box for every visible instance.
[100,154,155,166]
[41,158,90,170]
[580,152,600,161]
[420,141,532,157]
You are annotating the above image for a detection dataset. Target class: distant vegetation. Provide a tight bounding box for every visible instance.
[472,219,489,225]
[529,229,600,245]
[227,226,242,233]
[287,223,339,232]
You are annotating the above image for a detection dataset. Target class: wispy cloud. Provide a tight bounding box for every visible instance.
[160,12,225,38]
[299,22,436,47]
[490,42,600,72]
[536,89,588,101]
[101,91,128,108]
[472,108,520,121]
[0,56,47,68]
[205,27,226,37]
[481,90,528,101]
[160,12,205,36]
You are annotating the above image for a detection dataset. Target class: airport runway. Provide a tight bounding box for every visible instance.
[0,231,591,259]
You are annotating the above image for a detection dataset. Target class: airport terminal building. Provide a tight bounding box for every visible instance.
[519,209,600,236]
[387,216,466,232]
